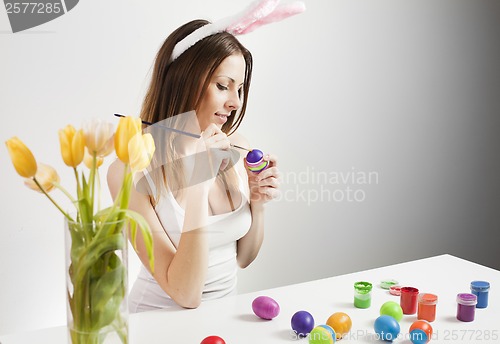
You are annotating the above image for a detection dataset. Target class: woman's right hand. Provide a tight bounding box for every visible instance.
[191,124,231,185]
[201,123,231,172]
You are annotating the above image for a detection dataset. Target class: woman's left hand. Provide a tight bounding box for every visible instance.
[245,154,281,204]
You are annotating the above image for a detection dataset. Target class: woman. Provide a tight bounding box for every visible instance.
[108,19,281,312]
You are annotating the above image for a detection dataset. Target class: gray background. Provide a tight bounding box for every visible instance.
[1,0,499,335]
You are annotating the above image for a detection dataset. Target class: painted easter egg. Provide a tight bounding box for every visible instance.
[291,310,315,337]
[200,335,226,344]
[252,296,280,320]
[245,149,269,173]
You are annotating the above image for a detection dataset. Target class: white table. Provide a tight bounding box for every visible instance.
[1,254,499,343]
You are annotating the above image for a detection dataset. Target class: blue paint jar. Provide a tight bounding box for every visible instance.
[470,281,490,309]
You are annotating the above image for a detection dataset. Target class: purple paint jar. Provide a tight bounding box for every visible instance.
[456,293,477,322]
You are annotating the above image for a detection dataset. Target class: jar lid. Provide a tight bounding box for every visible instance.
[418,293,438,305]
[471,280,490,291]
[457,293,477,306]
[401,287,419,294]
[380,279,399,289]
[354,281,373,293]
[389,285,402,296]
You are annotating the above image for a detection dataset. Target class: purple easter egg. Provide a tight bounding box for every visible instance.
[246,149,264,164]
[291,310,315,337]
[245,149,269,173]
[252,296,280,320]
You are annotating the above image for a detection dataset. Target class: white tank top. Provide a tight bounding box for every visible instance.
[129,172,251,312]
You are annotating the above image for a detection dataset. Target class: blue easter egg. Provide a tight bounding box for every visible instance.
[374,315,400,342]
[410,329,429,344]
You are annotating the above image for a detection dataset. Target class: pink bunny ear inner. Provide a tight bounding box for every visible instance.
[234,1,306,35]
[226,0,280,35]
[262,1,306,24]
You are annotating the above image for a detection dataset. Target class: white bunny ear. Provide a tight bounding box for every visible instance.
[170,0,306,62]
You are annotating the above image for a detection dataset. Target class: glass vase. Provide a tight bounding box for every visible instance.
[64,216,129,344]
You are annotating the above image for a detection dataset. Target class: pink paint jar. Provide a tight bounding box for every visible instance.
[456,293,477,322]
[400,287,419,314]
[390,285,401,296]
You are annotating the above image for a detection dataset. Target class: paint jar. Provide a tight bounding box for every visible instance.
[354,281,373,308]
[417,293,438,322]
[470,281,490,308]
[400,287,419,314]
[380,279,399,290]
[389,285,401,296]
[456,293,477,322]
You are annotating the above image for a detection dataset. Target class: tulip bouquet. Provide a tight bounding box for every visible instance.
[5,116,155,344]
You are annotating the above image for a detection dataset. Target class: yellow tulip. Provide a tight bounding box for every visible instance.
[129,133,155,172]
[58,125,85,167]
[83,147,103,169]
[114,116,142,163]
[5,136,38,178]
[24,163,60,193]
[83,119,114,156]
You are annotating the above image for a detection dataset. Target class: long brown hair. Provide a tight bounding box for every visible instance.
[141,20,252,133]
[141,20,253,205]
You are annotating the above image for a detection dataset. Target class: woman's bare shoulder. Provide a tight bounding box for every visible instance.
[108,158,125,176]
[107,158,129,192]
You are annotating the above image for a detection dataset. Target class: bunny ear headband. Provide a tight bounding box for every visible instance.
[170,0,306,62]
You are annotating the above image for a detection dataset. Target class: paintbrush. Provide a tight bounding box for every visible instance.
[113,113,251,152]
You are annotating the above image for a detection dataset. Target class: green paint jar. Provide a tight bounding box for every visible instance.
[354,281,373,308]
